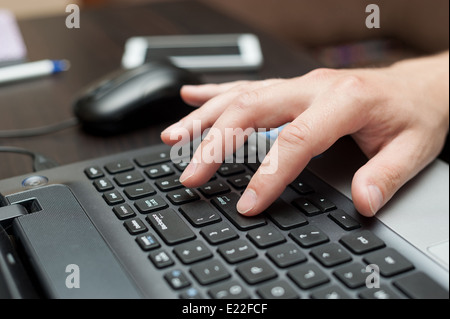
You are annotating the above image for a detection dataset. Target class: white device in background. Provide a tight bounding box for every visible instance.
[121,33,263,72]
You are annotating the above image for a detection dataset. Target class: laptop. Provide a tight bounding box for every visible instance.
[0,132,448,299]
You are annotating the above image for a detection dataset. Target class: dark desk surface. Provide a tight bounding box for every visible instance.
[0,0,320,180]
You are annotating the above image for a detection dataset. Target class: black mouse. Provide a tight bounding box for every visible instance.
[73,60,202,135]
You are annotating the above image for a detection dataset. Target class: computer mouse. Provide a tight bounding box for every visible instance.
[73,59,202,135]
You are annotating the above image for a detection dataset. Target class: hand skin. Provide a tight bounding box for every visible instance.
[161,51,449,217]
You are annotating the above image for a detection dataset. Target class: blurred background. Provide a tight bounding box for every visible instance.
[1,0,448,68]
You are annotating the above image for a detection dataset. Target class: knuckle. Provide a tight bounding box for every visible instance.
[229,81,252,93]
[277,121,313,154]
[231,90,261,112]
[305,68,337,80]
[332,74,367,98]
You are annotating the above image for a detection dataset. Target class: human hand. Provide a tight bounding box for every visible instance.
[161,51,449,217]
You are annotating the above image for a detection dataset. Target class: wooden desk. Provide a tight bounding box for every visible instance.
[0,1,320,179]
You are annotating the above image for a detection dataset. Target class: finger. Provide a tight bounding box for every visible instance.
[351,132,435,217]
[236,92,366,216]
[180,81,250,106]
[161,79,284,146]
[179,78,327,188]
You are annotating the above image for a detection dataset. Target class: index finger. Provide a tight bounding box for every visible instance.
[238,88,367,216]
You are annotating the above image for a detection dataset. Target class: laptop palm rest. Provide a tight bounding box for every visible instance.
[7,184,141,299]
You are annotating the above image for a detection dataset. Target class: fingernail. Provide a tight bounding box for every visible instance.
[237,189,257,215]
[161,121,183,136]
[367,184,383,215]
[180,162,197,183]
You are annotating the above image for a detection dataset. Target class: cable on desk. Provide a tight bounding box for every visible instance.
[0,146,59,171]
[0,117,79,138]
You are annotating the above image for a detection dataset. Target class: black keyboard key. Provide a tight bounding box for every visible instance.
[105,160,134,174]
[310,285,351,299]
[393,272,449,299]
[236,259,277,285]
[257,280,299,299]
[114,171,145,186]
[287,263,329,289]
[218,163,246,176]
[245,161,261,172]
[340,230,385,254]
[113,203,136,220]
[290,180,314,195]
[212,193,266,230]
[333,262,369,289]
[227,173,252,189]
[265,199,308,230]
[198,180,230,197]
[359,285,401,299]
[218,239,257,264]
[247,225,286,248]
[200,222,238,245]
[179,201,221,227]
[289,225,329,248]
[155,176,182,192]
[310,243,352,267]
[266,243,307,268]
[208,281,250,299]
[149,249,174,269]
[123,218,148,235]
[136,233,160,251]
[145,163,174,179]
[85,166,104,179]
[308,194,336,212]
[93,178,114,192]
[173,241,213,264]
[363,248,414,277]
[135,195,168,213]
[328,210,361,230]
[103,190,125,206]
[190,260,231,285]
[164,269,191,290]
[167,188,200,205]
[292,198,321,216]
[174,161,189,172]
[135,150,171,167]
[146,209,196,245]
[123,183,156,199]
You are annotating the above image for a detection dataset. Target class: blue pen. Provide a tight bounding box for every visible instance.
[0,59,70,85]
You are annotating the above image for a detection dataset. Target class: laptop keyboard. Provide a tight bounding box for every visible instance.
[83,144,448,299]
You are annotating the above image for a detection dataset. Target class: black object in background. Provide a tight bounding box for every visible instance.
[73,60,202,136]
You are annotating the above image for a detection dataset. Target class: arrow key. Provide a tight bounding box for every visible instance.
[289,225,329,248]
[328,209,361,230]
[173,240,213,264]
[311,243,352,267]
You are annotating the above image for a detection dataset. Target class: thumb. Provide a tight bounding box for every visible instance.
[351,135,429,217]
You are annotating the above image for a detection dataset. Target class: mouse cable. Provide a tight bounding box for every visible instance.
[0,117,79,138]
[0,146,59,172]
